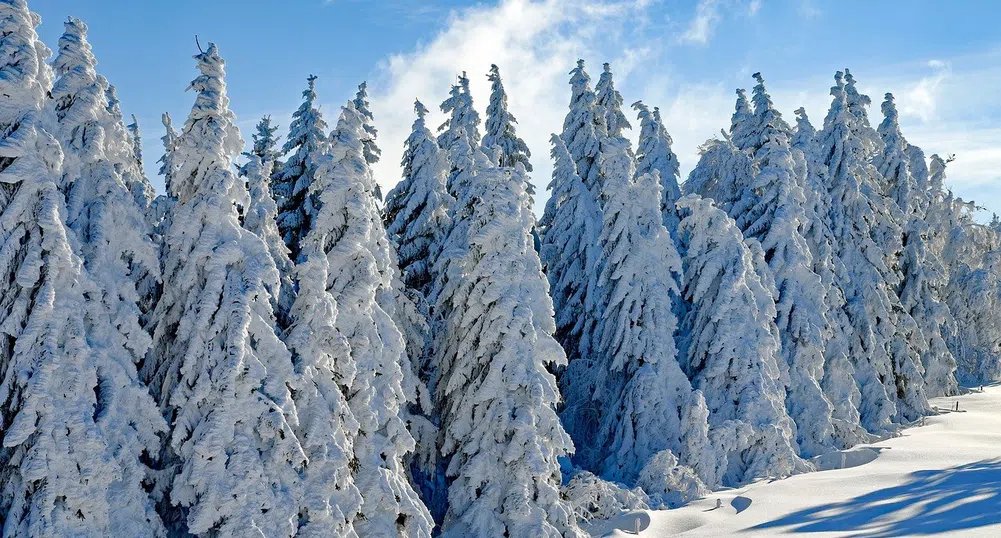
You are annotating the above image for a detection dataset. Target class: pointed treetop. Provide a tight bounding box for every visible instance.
[173,42,244,203]
[483,63,532,172]
[730,88,754,150]
[414,98,429,120]
[128,113,143,166]
[595,61,631,138]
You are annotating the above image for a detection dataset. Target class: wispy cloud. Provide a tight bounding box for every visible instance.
[353,0,1000,217]
[366,0,655,200]
[679,0,721,45]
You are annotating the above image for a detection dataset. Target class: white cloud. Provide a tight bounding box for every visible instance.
[748,0,762,16]
[357,0,1000,219]
[366,0,655,206]
[679,0,721,45]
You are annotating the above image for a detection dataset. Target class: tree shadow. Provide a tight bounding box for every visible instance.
[750,458,1001,537]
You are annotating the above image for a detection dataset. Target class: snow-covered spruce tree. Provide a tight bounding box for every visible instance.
[353,81,381,166]
[142,43,306,537]
[541,135,603,443]
[790,106,870,448]
[558,59,605,194]
[128,113,143,167]
[683,134,755,216]
[483,64,532,172]
[149,112,179,255]
[241,115,283,173]
[100,82,157,214]
[352,81,383,200]
[0,3,160,535]
[432,158,584,538]
[818,71,924,430]
[438,72,483,197]
[46,16,169,531]
[729,86,839,457]
[384,100,455,296]
[588,137,712,494]
[311,102,432,537]
[877,94,957,397]
[676,194,804,486]
[275,74,327,259]
[843,69,882,163]
[633,101,682,234]
[594,63,631,141]
[284,246,362,538]
[241,155,295,330]
[729,88,755,152]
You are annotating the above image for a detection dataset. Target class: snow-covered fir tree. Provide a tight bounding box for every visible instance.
[352,81,382,199]
[726,75,839,457]
[46,17,168,532]
[438,72,483,197]
[817,71,925,431]
[142,43,306,537]
[483,64,532,172]
[431,157,585,538]
[594,63,631,141]
[241,155,295,330]
[676,194,804,486]
[384,100,455,296]
[683,134,755,215]
[790,106,870,447]
[0,4,162,535]
[588,137,712,491]
[284,245,362,537]
[633,101,682,233]
[275,74,327,259]
[311,101,432,537]
[729,88,755,152]
[877,93,958,397]
[558,59,605,194]
[843,69,882,162]
[539,135,601,403]
[242,115,283,172]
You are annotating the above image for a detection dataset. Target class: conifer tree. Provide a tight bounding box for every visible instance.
[789,106,870,447]
[483,64,532,172]
[284,246,362,537]
[818,72,921,431]
[432,159,584,538]
[589,137,712,488]
[275,74,327,259]
[877,93,957,397]
[676,195,804,486]
[384,100,455,296]
[242,155,295,329]
[242,115,283,172]
[143,43,306,537]
[438,72,483,197]
[438,72,481,151]
[633,101,682,233]
[312,102,432,537]
[352,81,383,199]
[541,135,602,440]
[729,88,755,151]
[594,63,631,140]
[683,135,755,215]
[0,4,164,535]
[46,17,168,531]
[723,74,839,456]
[558,60,605,194]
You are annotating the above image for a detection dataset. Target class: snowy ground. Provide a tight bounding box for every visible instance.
[591,384,1001,537]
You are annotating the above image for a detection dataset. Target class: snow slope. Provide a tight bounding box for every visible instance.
[593,384,1001,537]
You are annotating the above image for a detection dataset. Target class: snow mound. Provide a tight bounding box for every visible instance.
[811,446,882,471]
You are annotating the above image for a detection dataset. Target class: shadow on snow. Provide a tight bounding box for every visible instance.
[749,458,1001,537]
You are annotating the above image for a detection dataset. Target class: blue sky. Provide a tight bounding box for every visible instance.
[31,0,1001,216]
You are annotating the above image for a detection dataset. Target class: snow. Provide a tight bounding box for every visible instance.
[595,384,1001,537]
